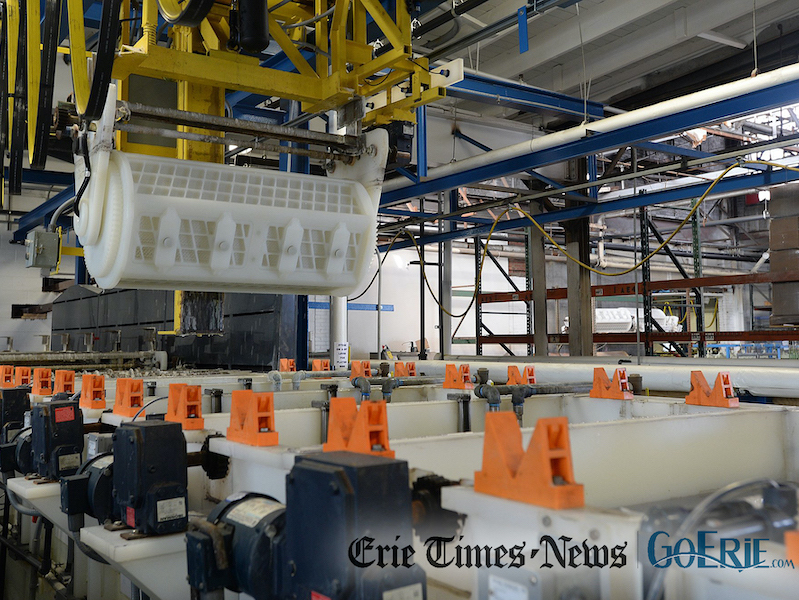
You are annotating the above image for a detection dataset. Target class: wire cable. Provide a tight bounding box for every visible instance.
[348,230,405,301]
[706,297,719,329]
[131,396,168,421]
[644,478,782,600]
[393,159,799,334]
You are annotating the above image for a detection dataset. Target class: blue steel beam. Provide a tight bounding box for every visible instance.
[379,166,799,251]
[380,76,799,205]
[454,129,597,202]
[4,168,73,186]
[228,104,284,124]
[447,73,605,121]
[416,105,428,178]
[454,130,567,190]
[634,141,715,160]
[13,184,75,243]
[379,207,492,225]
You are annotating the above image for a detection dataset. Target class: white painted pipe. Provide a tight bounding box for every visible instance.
[385,63,799,193]
[329,296,348,369]
[401,359,799,398]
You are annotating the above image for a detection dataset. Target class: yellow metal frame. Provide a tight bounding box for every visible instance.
[158,291,184,335]
[91,0,442,124]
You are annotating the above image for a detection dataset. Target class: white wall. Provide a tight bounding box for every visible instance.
[0,229,62,352]
[311,247,529,359]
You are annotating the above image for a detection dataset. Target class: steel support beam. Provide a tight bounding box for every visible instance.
[633,141,715,160]
[380,74,799,206]
[478,270,799,303]
[451,130,594,201]
[13,185,76,243]
[565,201,592,357]
[480,330,799,345]
[447,72,604,121]
[379,166,799,251]
[527,205,548,357]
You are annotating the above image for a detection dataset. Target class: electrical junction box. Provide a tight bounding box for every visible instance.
[25,230,60,269]
[87,432,114,459]
[31,400,85,480]
[113,420,188,535]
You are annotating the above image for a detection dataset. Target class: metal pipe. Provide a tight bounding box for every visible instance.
[448,392,472,433]
[425,0,578,61]
[376,247,382,356]
[351,377,371,400]
[403,359,799,398]
[380,378,401,402]
[364,376,445,386]
[383,62,799,196]
[291,371,307,391]
[0,351,160,364]
[120,102,359,149]
[115,124,342,162]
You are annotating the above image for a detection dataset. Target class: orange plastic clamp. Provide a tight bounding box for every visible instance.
[394,362,417,377]
[350,360,372,380]
[14,367,32,387]
[589,367,634,400]
[323,397,394,458]
[166,383,205,430]
[507,365,536,385]
[311,359,331,372]
[0,366,13,388]
[475,414,584,509]
[31,369,53,396]
[279,358,296,372]
[685,371,739,408]
[785,531,799,564]
[53,370,76,394]
[114,379,145,418]
[443,364,474,390]
[227,390,279,446]
[80,374,106,409]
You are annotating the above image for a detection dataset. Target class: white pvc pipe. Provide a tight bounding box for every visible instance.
[329,296,348,369]
[384,62,799,193]
[402,359,799,398]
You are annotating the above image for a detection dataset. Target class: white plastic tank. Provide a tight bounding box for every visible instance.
[74,88,389,296]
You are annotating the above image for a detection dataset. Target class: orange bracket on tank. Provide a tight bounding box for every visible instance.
[114,378,145,418]
[350,360,372,381]
[589,367,633,400]
[279,358,296,372]
[227,390,279,446]
[311,359,331,372]
[14,367,32,388]
[475,414,584,510]
[507,365,536,385]
[53,370,76,394]
[0,366,14,388]
[323,397,394,458]
[785,531,799,565]
[685,371,739,408]
[166,383,205,430]
[394,361,417,377]
[31,369,53,396]
[444,364,473,390]
[80,374,106,409]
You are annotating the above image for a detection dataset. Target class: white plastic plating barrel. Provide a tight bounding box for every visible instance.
[76,130,388,296]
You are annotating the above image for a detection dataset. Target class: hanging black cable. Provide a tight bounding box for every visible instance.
[29,0,63,169]
[9,0,27,195]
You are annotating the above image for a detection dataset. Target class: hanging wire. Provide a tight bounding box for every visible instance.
[576,3,591,124]
[752,0,759,76]
[392,159,799,340]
